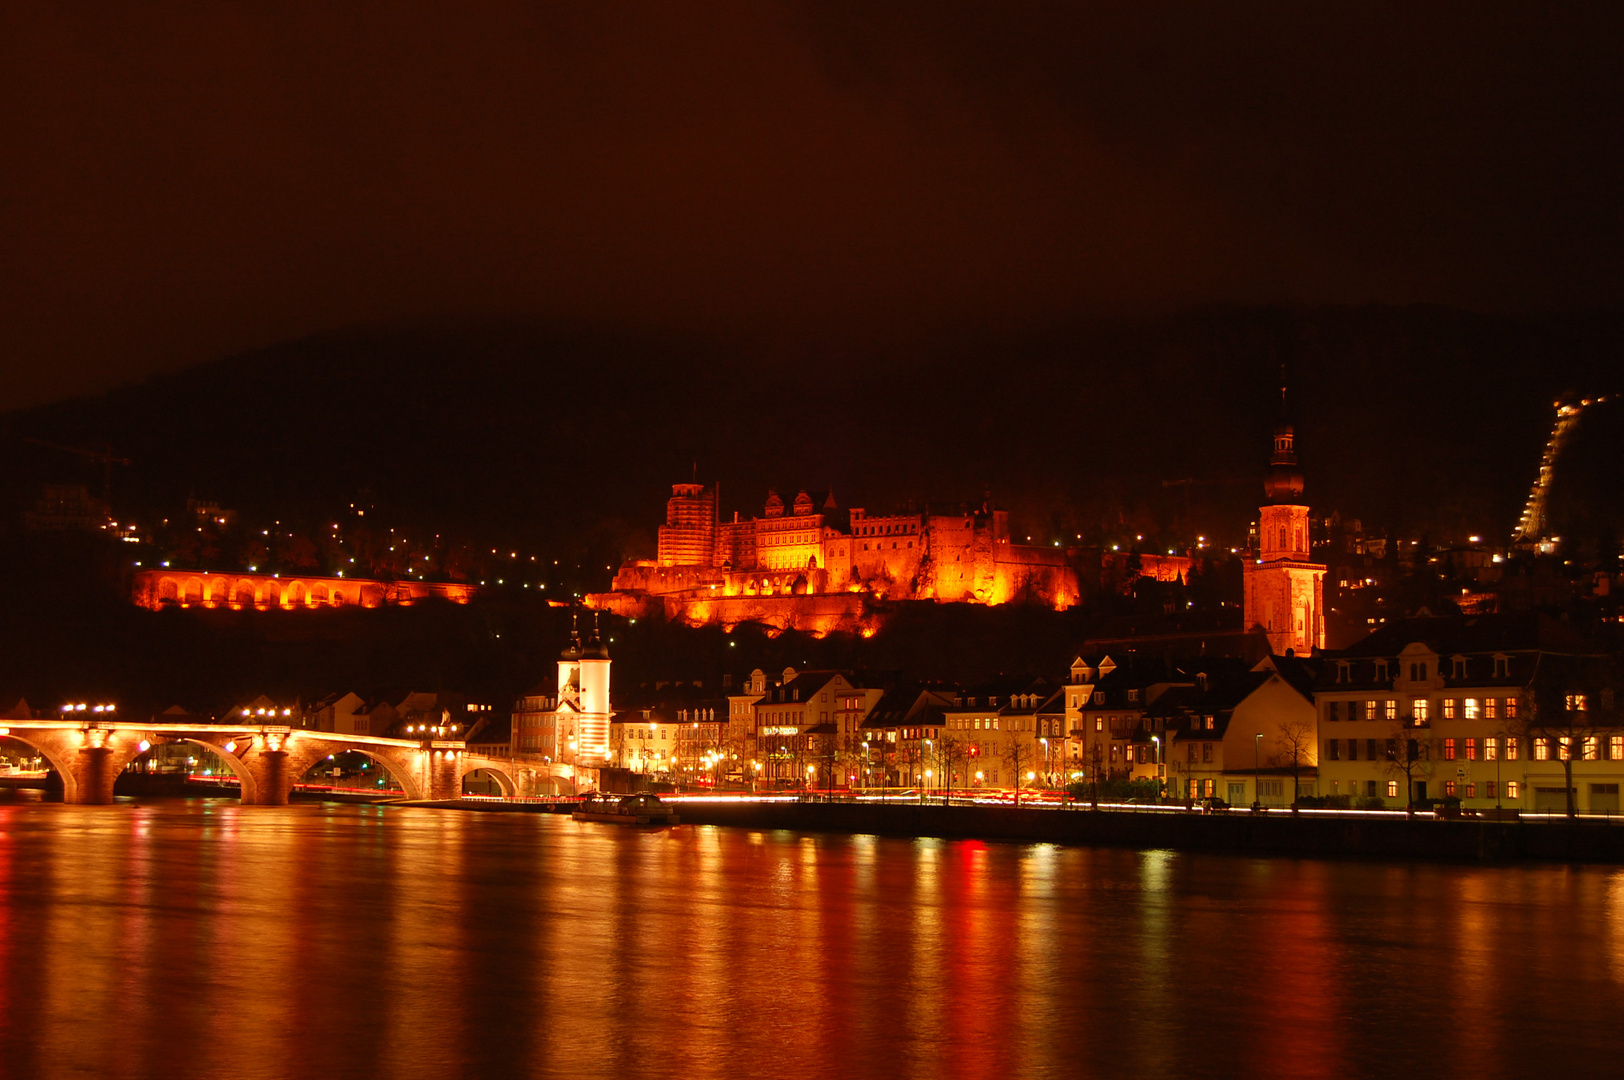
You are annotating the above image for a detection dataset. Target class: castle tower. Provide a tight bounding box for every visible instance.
[656,482,718,566]
[1243,398,1326,655]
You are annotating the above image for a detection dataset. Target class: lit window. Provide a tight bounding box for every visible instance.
[1534,739,1550,761]
[1387,780,1399,798]
[1485,737,1498,760]
[1506,737,1519,761]
[1366,699,1378,720]
[1465,738,1477,761]
[1558,737,1570,761]
[1465,782,1476,798]
[1583,737,1598,761]
[1443,738,1456,760]
[1443,699,1457,720]
[1385,700,1397,721]
[1507,781,1520,799]
[1567,693,1589,712]
[1444,780,1457,797]
[1484,698,1498,719]
[1412,699,1429,723]
[1613,736,1623,761]
[1464,698,1480,720]
[1505,697,1518,719]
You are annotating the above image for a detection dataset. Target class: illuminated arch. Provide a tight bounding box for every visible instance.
[156,577,180,604]
[257,581,282,609]
[207,577,229,606]
[0,732,80,802]
[461,765,518,797]
[128,736,260,802]
[295,746,422,800]
[183,578,205,605]
[232,580,256,608]
[285,580,307,607]
[310,584,329,605]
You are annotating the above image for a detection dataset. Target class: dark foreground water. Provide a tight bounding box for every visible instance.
[2,801,1623,1080]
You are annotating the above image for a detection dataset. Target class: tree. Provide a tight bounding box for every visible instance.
[1083,738,1107,809]
[898,738,925,794]
[1517,669,1610,820]
[935,735,966,803]
[1382,716,1434,816]
[1272,719,1315,810]
[1003,736,1035,807]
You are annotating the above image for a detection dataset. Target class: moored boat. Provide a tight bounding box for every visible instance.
[571,792,680,826]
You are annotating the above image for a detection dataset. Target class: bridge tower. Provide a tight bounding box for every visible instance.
[556,612,612,772]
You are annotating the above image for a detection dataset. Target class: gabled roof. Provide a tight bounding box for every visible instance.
[861,685,956,730]
[1334,613,1598,659]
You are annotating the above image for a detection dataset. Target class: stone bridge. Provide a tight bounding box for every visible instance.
[0,719,578,805]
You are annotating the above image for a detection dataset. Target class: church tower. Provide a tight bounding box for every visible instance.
[1243,391,1326,655]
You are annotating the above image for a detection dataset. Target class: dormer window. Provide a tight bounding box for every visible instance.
[1337,661,1351,684]
[1493,654,1510,678]
[1127,690,1141,703]
[1451,656,1467,679]
[1094,692,1105,705]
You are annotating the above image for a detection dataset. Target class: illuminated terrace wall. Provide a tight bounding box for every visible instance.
[132,570,475,611]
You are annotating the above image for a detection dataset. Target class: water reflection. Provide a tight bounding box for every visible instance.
[0,801,1622,1079]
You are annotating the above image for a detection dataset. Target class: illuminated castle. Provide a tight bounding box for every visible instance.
[1242,405,1326,655]
[589,483,1079,634]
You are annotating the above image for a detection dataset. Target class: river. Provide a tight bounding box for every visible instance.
[1,799,1621,1079]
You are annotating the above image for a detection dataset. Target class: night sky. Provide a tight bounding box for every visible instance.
[3,2,1621,412]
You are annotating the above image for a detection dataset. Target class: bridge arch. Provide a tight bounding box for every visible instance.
[295,745,424,800]
[125,736,260,802]
[0,731,82,802]
[461,764,518,797]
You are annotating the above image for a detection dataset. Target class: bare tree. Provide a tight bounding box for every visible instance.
[1382,717,1435,816]
[1004,736,1035,807]
[1083,738,1107,809]
[1518,684,1586,819]
[936,734,966,803]
[1272,719,1315,811]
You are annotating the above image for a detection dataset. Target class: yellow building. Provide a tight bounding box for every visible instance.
[1314,614,1622,812]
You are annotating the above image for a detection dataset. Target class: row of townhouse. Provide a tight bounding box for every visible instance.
[1059,653,1322,807]
[1312,613,1623,813]
[502,612,1620,811]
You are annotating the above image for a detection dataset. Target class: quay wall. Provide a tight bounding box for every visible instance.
[670,802,1624,863]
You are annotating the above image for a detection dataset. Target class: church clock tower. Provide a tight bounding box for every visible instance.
[1243,402,1326,655]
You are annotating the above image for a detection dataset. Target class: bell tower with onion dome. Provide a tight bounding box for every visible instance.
[1243,382,1326,655]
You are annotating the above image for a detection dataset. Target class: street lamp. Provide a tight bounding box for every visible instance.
[1150,735,1162,804]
